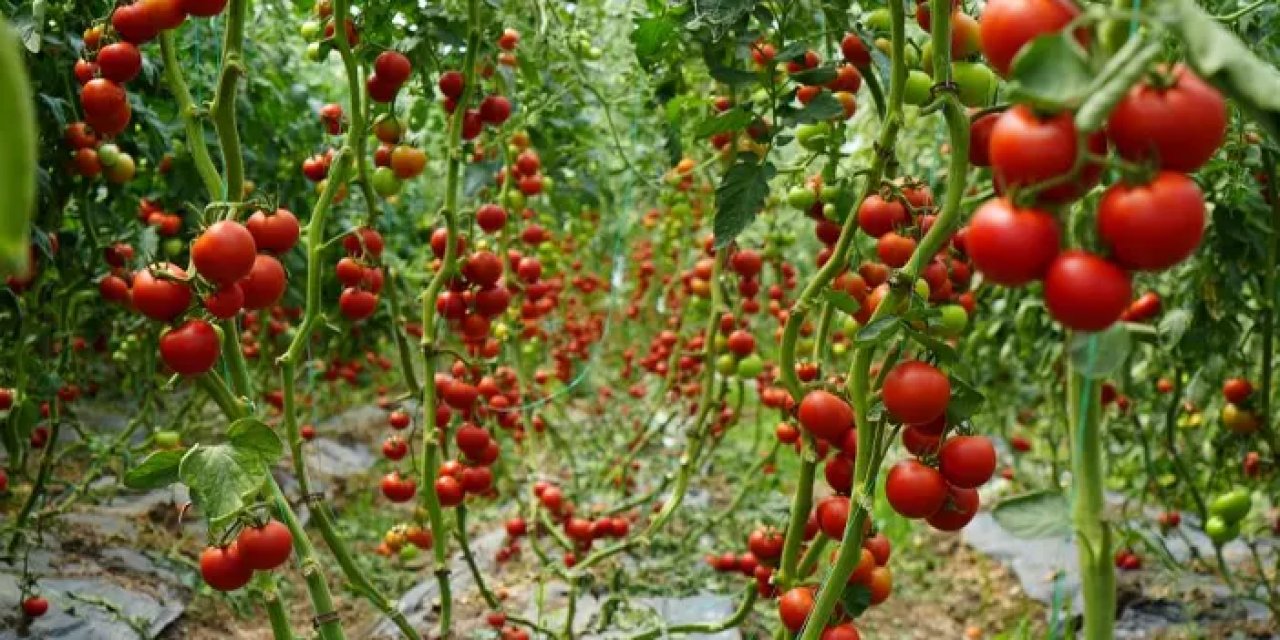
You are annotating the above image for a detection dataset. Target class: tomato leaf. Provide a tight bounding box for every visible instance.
[992,490,1072,539]
[789,65,838,86]
[707,64,759,86]
[178,418,283,532]
[823,290,862,317]
[788,91,845,124]
[1171,0,1280,140]
[124,449,186,490]
[713,157,777,249]
[854,316,901,346]
[945,376,985,422]
[1157,309,1193,348]
[0,15,37,279]
[687,0,756,39]
[903,326,959,365]
[632,16,678,70]
[840,583,873,617]
[1004,32,1092,112]
[1067,324,1131,380]
[695,107,754,138]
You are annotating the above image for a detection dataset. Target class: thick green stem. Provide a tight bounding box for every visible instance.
[210,0,247,202]
[774,452,817,589]
[1067,357,1115,640]
[385,270,422,394]
[6,406,61,554]
[257,573,298,640]
[265,478,346,640]
[331,0,377,223]
[158,32,222,199]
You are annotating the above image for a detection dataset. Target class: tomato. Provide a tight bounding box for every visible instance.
[902,424,942,456]
[372,167,403,197]
[381,472,417,502]
[1210,488,1252,522]
[903,70,933,106]
[159,320,220,375]
[867,566,892,604]
[938,435,996,488]
[390,145,427,179]
[463,251,504,287]
[516,150,541,175]
[80,78,127,121]
[1223,378,1253,404]
[476,204,508,233]
[183,0,230,17]
[926,485,980,531]
[882,360,950,425]
[885,460,948,518]
[979,0,1081,76]
[951,62,995,108]
[1222,403,1259,435]
[950,12,981,58]
[97,43,142,83]
[857,195,908,238]
[480,95,512,126]
[1205,515,1238,545]
[461,466,493,493]
[748,528,784,562]
[132,264,192,321]
[193,221,257,286]
[22,596,49,618]
[876,232,916,268]
[1106,65,1226,173]
[1097,172,1204,272]
[1043,251,1130,331]
[436,476,464,506]
[382,435,408,460]
[112,3,160,44]
[438,70,464,100]
[237,520,294,571]
[343,227,384,257]
[245,208,300,254]
[145,0,187,31]
[200,543,253,591]
[778,587,815,633]
[239,255,287,309]
[841,32,871,66]
[989,105,1105,204]
[937,304,968,336]
[1123,291,1161,323]
[863,533,891,566]
[374,51,412,86]
[798,390,855,442]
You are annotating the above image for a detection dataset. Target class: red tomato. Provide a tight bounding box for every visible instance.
[821,623,862,640]
[200,543,253,591]
[374,51,412,86]
[132,264,192,321]
[798,390,855,442]
[381,473,417,502]
[902,424,942,456]
[937,435,997,488]
[989,105,1105,204]
[863,533,891,565]
[1106,65,1226,173]
[193,221,257,286]
[1097,172,1205,272]
[882,360,950,425]
[339,287,378,320]
[968,111,999,167]
[245,208,300,254]
[857,195,908,238]
[965,198,1060,285]
[112,3,160,44]
[1223,378,1253,404]
[885,459,948,518]
[926,485,980,531]
[840,33,871,66]
[236,520,294,571]
[817,495,851,539]
[1043,251,1131,331]
[979,0,1082,76]
[183,0,230,17]
[239,255,287,309]
[22,595,49,618]
[876,232,916,268]
[96,43,142,83]
[159,320,220,375]
[778,587,815,633]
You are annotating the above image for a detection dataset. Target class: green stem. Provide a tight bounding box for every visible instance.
[331,0,377,223]
[257,573,298,640]
[626,585,757,640]
[210,0,247,202]
[1067,356,1115,640]
[265,478,346,640]
[158,32,222,200]
[385,270,422,394]
[6,406,61,554]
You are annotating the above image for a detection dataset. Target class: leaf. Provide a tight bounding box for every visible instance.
[1171,0,1280,139]
[707,65,758,86]
[632,16,677,69]
[713,159,776,249]
[854,316,901,346]
[774,42,810,63]
[124,449,186,490]
[1004,32,1092,112]
[823,290,862,316]
[0,15,36,279]
[688,0,756,39]
[945,376,985,422]
[789,91,845,124]
[840,583,873,617]
[178,418,283,531]
[695,107,754,138]
[463,160,502,199]
[1158,309,1192,348]
[789,65,838,86]
[904,327,958,365]
[1067,323,1131,380]
[992,490,1072,539]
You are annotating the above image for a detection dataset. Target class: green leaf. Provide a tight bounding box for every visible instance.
[840,583,873,617]
[1171,0,1280,139]
[695,108,754,138]
[687,0,756,39]
[1067,323,1131,380]
[789,91,845,124]
[789,65,837,86]
[945,376,985,422]
[1158,309,1192,348]
[992,490,1072,539]
[713,159,776,249]
[854,316,901,346]
[124,449,186,490]
[823,290,862,316]
[904,327,958,365]
[775,42,810,63]
[178,418,283,531]
[707,65,759,86]
[1004,32,1092,112]
[0,15,37,279]
[464,160,502,199]
[632,17,677,69]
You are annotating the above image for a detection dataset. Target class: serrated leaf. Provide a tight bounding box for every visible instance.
[840,583,873,617]
[695,108,754,138]
[713,159,776,249]
[992,490,1072,539]
[790,65,837,86]
[789,91,845,124]
[632,16,677,69]
[1005,32,1092,112]
[854,316,900,346]
[1068,323,1131,380]
[1158,309,1192,348]
[823,290,862,316]
[124,449,186,490]
[178,418,283,531]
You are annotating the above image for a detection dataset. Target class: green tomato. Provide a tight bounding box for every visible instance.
[797,337,814,355]
[822,203,838,220]
[398,544,420,561]
[300,19,321,39]
[1209,488,1252,523]
[952,62,996,108]
[586,46,603,60]
[540,176,554,193]
[936,304,968,337]
[819,184,842,203]
[787,186,817,210]
[671,203,692,218]
[520,343,537,357]
[97,143,121,168]
[832,342,848,356]
[305,42,324,62]
[921,41,934,75]
[1205,515,1239,545]
[163,238,184,258]
[900,45,920,69]
[841,316,860,338]
[503,190,527,211]
[764,246,782,260]
[914,279,931,300]
[372,167,402,197]
[153,430,181,448]
[778,232,796,246]
[903,70,933,106]
[795,122,831,152]
[865,8,891,31]
[714,334,728,352]
[736,354,764,378]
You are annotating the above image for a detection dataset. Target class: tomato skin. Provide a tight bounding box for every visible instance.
[193,221,258,286]
[867,566,893,604]
[132,264,192,321]
[798,390,855,442]
[979,0,1081,76]
[1123,291,1161,322]
[817,495,851,539]
[882,360,951,425]
[236,520,294,571]
[239,255,287,309]
[778,587,815,632]
[97,43,142,83]
[245,209,300,254]
[965,198,1060,286]
[989,105,1105,204]
[968,111,999,167]
[1223,378,1253,404]
[22,595,49,617]
[824,454,854,494]
[183,0,230,17]
[200,543,253,591]
[876,232,916,268]
[926,485,980,531]
[1097,172,1205,272]
[863,533,891,565]
[902,424,942,456]
[159,320,220,375]
[374,51,412,86]
[937,435,997,488]
[1043,251,1131,331]
[885,459,948,518]
[1106,65,1226,173]
[857,195,908,238]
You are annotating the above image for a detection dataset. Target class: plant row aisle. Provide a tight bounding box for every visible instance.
[1,0,1279,638]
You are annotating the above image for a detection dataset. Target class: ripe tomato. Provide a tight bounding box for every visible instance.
[926,485,980,531]
[112,3,160,44]
[1223,378,1253,404]
[132,264,192,321]
[480,95,512,126]
[237,520,293,571]
[200,543,253,591]
[778,587,815,633]
[498,28,521,50]
[381,473,417,502]
[821,623,862,640]
[22,595,49,617]
[1043,251,1130,331]
[857,195,908,238]
[979,0,1082,76]
[463,251,504,287]
[937,435,997,488]
[848,547,876,585]
[876,232,916,268]
[965,198,1059,285]
[968,111,999,167]
[1106,65,1226,173]
[80,78,127,120]
[97,43,142,83]
[245,208,300,254]
[159,320,220,375]
[382,436,408,460]
[436,475,465,506]
[863,533,891,565]
[1097,172,1204,272]
[144,0,188,31]
[867,566,893,604]
[374,51,412,86]
[193,221,257,286]
[902,424,942,456]
[841,32,871,66]
[988,105,1105,204]
[816,495,851,539]
[183,0,230,17]
[476,204,508,233]
[885,459,948,518]
[438,70,464,100]
[748,528,784,561]
[798,390,855,442]
[239,255,287,309]
[390,145,427,179]
[882,360,950,425]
